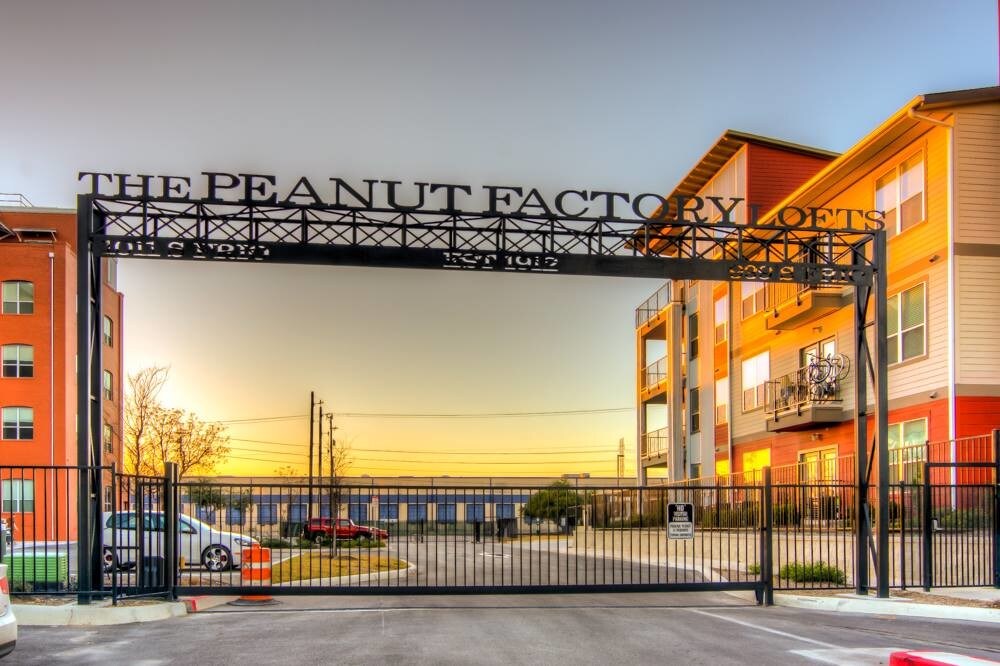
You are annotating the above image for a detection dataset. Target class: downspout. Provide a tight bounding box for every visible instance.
[49,251,55,540]
[727,282,734,477]
[907,107,957,490]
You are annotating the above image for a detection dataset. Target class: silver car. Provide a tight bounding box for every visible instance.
[0,563,16,659]
[103,512,258,572]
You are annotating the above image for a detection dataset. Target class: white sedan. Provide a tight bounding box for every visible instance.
[0,564,16,659]
[102,512,258,572]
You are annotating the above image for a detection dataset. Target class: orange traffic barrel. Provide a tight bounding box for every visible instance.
[228,545,278,606]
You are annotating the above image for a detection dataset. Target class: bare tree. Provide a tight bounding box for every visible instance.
[123,366,169,475]
[123,365,230,479]
[172,413,229,480]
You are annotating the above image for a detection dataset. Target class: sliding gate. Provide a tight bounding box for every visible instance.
[108,473,769,599]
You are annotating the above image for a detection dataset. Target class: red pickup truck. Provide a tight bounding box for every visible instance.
[302,518,388,544]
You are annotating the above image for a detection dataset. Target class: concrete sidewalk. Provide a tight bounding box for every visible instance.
[771,586,1000,624]
[13,586,1000,626]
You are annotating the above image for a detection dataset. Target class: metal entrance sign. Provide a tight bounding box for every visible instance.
[72,170,891,601]
[667,502,694,540]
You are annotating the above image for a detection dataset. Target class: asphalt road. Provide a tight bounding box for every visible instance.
[12,592,1000,665]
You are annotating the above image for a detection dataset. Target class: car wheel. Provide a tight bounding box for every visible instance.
[102,547,118,573]
[202,545,233,572]
[314,533,329,546]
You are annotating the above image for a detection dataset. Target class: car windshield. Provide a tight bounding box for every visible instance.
[181,514,210,531]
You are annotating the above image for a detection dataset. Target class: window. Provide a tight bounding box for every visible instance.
[106,259,118,287]
[348,503,368,523]
[1,479,34,512]
[714,295,728,343]
[103,485,113,512]
[496,503,516,519]
[465,503,485,522]
[437,503,457,524]
[226,506,245,526]
[888,283,926,364]
[689,387,700,433]
[258,503,278,525]
[407,503,427,522]
[2,344,33,378]
[103,370,113,400]
[379,503,399,520]
[288,503,308,523]
[888,418,928,484]
[875,154,924,235]
[1,281,34,314]
[2,406,33,440]
[741,282,765,319]
[689,463,702,479]
[688,312,699,360]
[715,377,729,424]
[798,448,838,482]
[741,351,769,411]
[103,316,113,347]
[800,338,837,369]
[742,448,771,474]
[103,423,113,453]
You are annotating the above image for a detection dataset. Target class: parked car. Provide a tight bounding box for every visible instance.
[302,518,388,544]
[0,563,16,659]
[102,511,258,572]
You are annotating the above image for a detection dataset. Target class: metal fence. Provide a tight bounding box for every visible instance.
[0,436,996,603]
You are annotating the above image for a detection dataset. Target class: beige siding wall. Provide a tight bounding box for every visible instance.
[954,103,1000,245]
[887,261,949,400]
[955,255,1000,385]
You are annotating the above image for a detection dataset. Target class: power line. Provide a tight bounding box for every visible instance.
[213,406,632,425]
[229,437,619,455]
[334,407,632,419]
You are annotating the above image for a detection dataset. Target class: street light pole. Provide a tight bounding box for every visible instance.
[308,391,315,523]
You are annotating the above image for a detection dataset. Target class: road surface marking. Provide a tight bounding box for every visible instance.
[685,608,840,649]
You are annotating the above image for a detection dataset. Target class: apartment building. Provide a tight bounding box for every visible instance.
[636,86,1000,485]
[0,204,124,539]
[635,131,836,482]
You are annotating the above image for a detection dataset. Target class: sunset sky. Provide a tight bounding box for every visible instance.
[3,1,997,477]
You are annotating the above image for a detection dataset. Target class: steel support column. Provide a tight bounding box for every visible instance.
[76,194,103,603]
[853,281,871,595]
[873,231,890,598]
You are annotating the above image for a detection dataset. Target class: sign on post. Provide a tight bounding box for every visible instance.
[667,502,694,540]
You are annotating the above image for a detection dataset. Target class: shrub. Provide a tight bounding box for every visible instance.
[747,563,761,575]
[258,537,292,549]
[772,503,801,527]
[778,561,846,585]
[937,509,989,530]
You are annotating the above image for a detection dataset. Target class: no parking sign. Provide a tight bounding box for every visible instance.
[667,502,694,540]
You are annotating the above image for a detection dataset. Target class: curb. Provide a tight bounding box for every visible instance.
[775,593,1000,624]
[13,600,187,626]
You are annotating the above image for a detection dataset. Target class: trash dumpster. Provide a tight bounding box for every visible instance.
[2,552,69,592]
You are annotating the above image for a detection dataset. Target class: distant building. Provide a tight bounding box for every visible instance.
[0,204,125,539]
[636,87,1000,486]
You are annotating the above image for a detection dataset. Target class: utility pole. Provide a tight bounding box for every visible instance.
[318,402,324,487]
[308,391,315,523]
[617,437,625,482]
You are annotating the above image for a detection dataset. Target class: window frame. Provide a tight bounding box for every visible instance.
[2,405,34,440]
[103,422,113,453]
[103,316,114,347]
[1,479,35,512]
[689,387,700,434]
[740,282,765,320]
[888,282,927,365]
[1,343,34,378]
[741,351,770,412]
[1,280,34,315]
[688,312,699,360]
[875,152,926,237]
[103,370,113,401]
[714,377,729,425]
[714,295,728,344]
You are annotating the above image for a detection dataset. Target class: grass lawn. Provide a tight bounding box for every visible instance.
[272,552,406,583]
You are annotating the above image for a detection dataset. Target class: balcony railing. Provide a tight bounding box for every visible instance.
[0,193,33,207]
[635,282,671,328]
[765,281,806,310]
[764,361,845,417]
[640,427,669,458]
[642,356,666,391]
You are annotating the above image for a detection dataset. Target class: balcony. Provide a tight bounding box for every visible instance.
[635,283,671,328]
[763,283,844,331]
[640,427,669,460]
[641,357,666,392]
[765,365,847,432]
